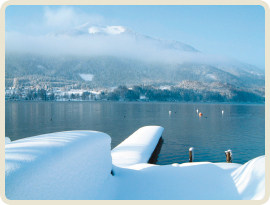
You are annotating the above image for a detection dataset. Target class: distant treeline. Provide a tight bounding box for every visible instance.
[6,85,265,103]
[104,85,264,103]
[7,89,56,101]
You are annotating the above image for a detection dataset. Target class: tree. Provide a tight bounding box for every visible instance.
[26,90,34,100]
[82,92,90,100]
[48,93,55,101]
[37,89,47,100]
[125,90,140,101]
[108,92,120,101]
[70,93,76,99]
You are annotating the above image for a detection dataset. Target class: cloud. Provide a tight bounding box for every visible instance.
[5,30,232,66]
[43,7,104,32]
[44,7,77,28]
[5,7,232,66]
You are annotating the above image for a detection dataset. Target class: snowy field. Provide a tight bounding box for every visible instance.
[5,127,265,200]
[79,73,94,81]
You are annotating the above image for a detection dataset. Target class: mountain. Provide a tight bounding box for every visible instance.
[5,24,265,100]
[54,24,199,53]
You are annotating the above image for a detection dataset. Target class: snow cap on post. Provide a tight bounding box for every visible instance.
[189,147,194,162]
[225,149,232,163]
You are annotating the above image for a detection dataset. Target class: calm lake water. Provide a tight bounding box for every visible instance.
[5,101,265,164]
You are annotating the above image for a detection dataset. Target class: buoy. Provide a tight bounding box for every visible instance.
[199,112,203,117]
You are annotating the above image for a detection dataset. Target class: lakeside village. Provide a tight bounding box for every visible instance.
[5,78,265,103]
[5,83,148,102]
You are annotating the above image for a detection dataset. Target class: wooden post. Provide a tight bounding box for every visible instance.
[189,147,194,162]
[225,150,232,163]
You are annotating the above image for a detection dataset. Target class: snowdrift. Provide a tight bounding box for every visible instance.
[5,137,11,144]
[108,156,265,200]
[5,131,112,200]
[232,155,265,199]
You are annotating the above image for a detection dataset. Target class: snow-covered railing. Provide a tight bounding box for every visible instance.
[111,126,164,168]
[5,131,112,200]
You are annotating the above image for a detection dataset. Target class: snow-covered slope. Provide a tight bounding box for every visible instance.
[88,25,126,35]
[60,23,199,53]
[79,73,94,81]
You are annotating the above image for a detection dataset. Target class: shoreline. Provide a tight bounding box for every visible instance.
[4,100,265,105]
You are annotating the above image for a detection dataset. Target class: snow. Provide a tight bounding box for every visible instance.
[90,90,101,95]
[231,156,265,199]
[5,131,112,200]
[88,26,126,35]
[5,127,265,200]
[206,73,218,80]
[5,137,11,144]
[100,156,265,200]
[88,26,100,34]
[111,126,164,168]
[79,73,94,81]
[139,95,147,100]
[63,89,84,96]
[159,85,171,90]
[105,26,126,34]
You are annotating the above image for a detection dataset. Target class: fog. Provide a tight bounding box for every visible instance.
[5,7,238,66]
[7,30,236,66]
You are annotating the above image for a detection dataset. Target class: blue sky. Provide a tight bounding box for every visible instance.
[5,5,265,69]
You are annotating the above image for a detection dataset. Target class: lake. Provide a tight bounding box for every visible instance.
[5,101,265,164]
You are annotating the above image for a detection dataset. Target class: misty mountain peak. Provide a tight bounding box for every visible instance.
[58,23,127,36]
[88,25,126,35]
